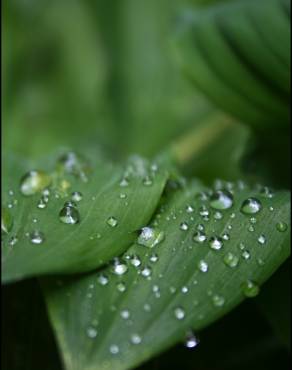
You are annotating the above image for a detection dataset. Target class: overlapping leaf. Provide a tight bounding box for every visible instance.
[1,153,168,284]
[44,180,290,370]
[175,0,290,130]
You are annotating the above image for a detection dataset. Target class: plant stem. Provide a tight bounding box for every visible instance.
[172,112,234,166]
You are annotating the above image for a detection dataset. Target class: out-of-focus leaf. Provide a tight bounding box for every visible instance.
[1,279,62,370]
[44,180,290,370]
[1,153,168,284]
[257,260,291,348]
[175,0,290,130]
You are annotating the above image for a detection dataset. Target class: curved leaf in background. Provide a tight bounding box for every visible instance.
[175,0,290,130]
[1,153,168,284]
[44,180,290,370]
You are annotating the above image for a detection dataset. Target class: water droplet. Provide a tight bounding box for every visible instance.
[130,255,141,267]
[120,178,129,187]
[260,186,274,199]
[250,217,257,224]
[241,198,262,215]
[198,260,208,272]
[199,206,209,217]
[214,211,223,220]
[212,294,225,307]
[59,204,80,224]
[241,250,251,260]
[181,286,189,294]
[71,191,83,202]
[1,207,13,234]
[119,193,127,199]
[137,227,164,248]
[185,332,199,349]
[193,231,207,243]
[86,327,97,339]
[117,282,126,292]
[223,252,239,268]
[257,235,266,245]
[180,222,189,231]
[276,222,288,232]
[109,344,119,355]
[112,260,128,275]
[209,236,223,250]
[20,170,51,196]
[174,307,185,320]
[185,205,194,214]
[9,235,18,246]
[29,230,45,244]
[107,217,118,228]
[58,151,89,181]
[210,190,233,210]
[197,224,205,232]
[120,309,130,319]
[222,233,230,241]
[37,196,48,209]
[241,280,260,298]
[143,177,153,186]
[149,253,159,263]
[141,266,152,278]
[97,274,109,286]
[130,334,142,345]
[143,303,151,312]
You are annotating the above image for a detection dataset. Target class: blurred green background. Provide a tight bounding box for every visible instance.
[2,1,290,370]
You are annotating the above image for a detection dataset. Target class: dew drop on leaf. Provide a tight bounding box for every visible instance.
[223,252,239,268]
[71,191,83,202]
[257,235,266,245]
[109,344,119,355]
[198,260,208,272]
[174,307,185,320]
[29,230,45,245]
[137,227,165,248]
[107,217,118,228]
[120,309,130,319]
[59,204,80,225]
[276,222,288,232]
[180,222,189,231]
[130,334,142,345]
[193,231,207,243]
[20,170,51,196]
[112,259,128,276]
[209,236,223,250]
[241,280,260,298]
[1,206,13,234]
[185,332,199,349]
[97,274,109,286]
[212,294,225,307]
[86,327,97,339]
[240,198,262,215]
[210,190,233,210]
[130,255,141,267]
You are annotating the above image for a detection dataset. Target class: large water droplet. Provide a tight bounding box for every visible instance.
[241,280,260,298]
[1,207,13,234]
[29,230,45,245]
[137,227,164,248]
[20,170,51,196]
[210,190,233,210]
[59,204,80,224]
[130,255,141,267]
[141,266,152,278]
[241,198,262,215]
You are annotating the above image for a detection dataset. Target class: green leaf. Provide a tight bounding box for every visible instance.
[175,0,290,130]
[43,180,290,370]
[1,153,168,284]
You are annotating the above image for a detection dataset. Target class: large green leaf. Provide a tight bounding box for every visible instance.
[175,0,290,130]
[1,153,168,284]
[44,180,290,370]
